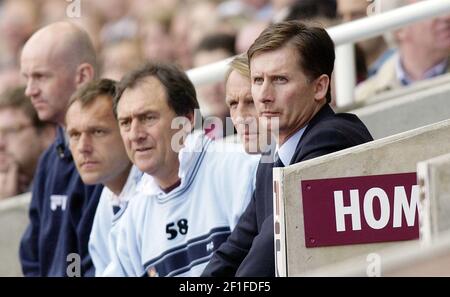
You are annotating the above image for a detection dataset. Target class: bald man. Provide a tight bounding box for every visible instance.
[19,22,103,277]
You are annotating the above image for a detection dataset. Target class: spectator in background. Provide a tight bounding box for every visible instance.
[101,39,144,80]
[65,79,142,276]
[270,0,302,22]
[203,20,373,277]
[40,0,71,24]
[284,0,337,24]
[0,87,55,200]
[129,0,178,23]
[0,0,38,97]
[170,7,194,69]
[187,0,222,56]
[246,0,272,20]
[235,21,268,54]
[354,44,369,84]
[237,0,272,21]
[355,0,450,101]
[19,22,103,276]
[103,62,259,276]
[337,0,393,77]
[193,33,237,139]
[284,0,367,101]
[140,17,174,63]
[337,0,368,21]
[39,0,103,53]
[212,0,270,21]
[0,68,22,95]
[92,0,138,44]
[0,0,39,69]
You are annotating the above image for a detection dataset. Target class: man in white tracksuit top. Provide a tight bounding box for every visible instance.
[103,62,260,276]
[65,79,144,276]
[104,131,259,276]
[88,165,142,276]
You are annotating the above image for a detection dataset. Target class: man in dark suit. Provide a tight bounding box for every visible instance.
[202,20,373,277]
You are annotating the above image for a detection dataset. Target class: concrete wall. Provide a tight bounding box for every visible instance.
[0,193,30,276]
[275,119,450,276]
[342,74,450,140]
[417,153,450,241]
[302,230,450,277]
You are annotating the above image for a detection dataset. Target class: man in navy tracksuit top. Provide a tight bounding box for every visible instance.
[19,22,103,276]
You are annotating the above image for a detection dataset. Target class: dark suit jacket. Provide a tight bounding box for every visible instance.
[202,104,373,277]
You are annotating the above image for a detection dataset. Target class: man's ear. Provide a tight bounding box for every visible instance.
[313,74,330,102]
[395,27,407,43]
[185,111,195,128]
[75,63,95,86]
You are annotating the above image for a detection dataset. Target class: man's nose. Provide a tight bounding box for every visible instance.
[256,81,275,104]
[25,80,39,97]
[128,120,146,142]
[77,133,93,154]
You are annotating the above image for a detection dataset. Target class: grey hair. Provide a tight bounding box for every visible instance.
[373,0,412,47]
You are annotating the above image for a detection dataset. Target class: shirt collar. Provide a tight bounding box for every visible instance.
[107,165,143,205]
[276,125,307,166]
[367,48,396,77]
[396,56,448,86]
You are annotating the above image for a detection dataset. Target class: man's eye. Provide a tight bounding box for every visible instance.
[34,73,45,80]
[143,115,156,124]
[253,77,263,84]
[119,120,130,129]
[228,102,237,108]
[274,76,287,83]
[93,129,106,136]
[69,132,80,140]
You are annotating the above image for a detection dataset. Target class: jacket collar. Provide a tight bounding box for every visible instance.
[291,104,335,164]
[54,125,73,160]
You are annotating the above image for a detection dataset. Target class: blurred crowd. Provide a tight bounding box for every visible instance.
[1,0,450,201]
[0,0,378,102]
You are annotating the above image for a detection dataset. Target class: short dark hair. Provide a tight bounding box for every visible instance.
[284,0,337,21]
[195,33,237,56]
[0,86,45,129]
[68,78,117,109]
[248,20,335,103]
[114,62,199,117]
